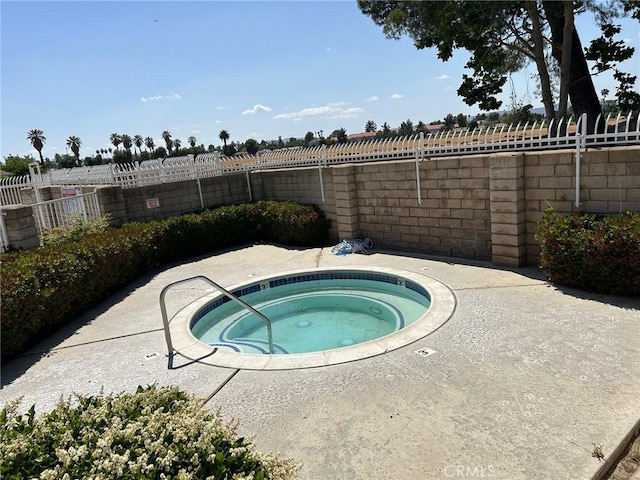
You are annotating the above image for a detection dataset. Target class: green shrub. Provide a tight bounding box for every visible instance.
[0,385,298,479]
[1,201,330,360]
[41,214,113,247]
[535,208,640,295]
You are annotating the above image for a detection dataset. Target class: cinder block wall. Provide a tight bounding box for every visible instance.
[5,146,638,265]
[352,157,493,259]
[120,175,250,223]
[523,146,639,264]
[253,146,639,267]
[252,166,338,241]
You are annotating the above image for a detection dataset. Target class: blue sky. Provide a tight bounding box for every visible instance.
[1,1,639,160]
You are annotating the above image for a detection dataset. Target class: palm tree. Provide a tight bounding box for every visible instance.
[219,130,229,148]
[133,135,144,156]
[188,136,197,151]
[365,120,377,133]
[173,138,182,154]
[144,136,155,153]
[27,129,46,166]
[110,133,122,150]
[161,130,173,154]
[121,134,133,153]
[66,136,82,166]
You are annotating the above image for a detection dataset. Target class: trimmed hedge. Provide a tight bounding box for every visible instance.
[535,208,640,295]
[0,385,298,479]
[1,201,330,361]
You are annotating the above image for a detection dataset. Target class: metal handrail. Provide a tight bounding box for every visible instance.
[159,275,275,360]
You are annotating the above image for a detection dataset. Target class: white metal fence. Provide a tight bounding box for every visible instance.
[0,175,32,206]
[2,112,638,195]
[31,191,102,236]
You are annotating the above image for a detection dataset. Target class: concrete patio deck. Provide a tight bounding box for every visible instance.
[1,244,638,479]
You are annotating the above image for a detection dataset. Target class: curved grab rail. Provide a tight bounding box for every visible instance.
[159,275,275,358]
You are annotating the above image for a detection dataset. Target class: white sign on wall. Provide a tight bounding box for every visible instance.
[146,198,160,209]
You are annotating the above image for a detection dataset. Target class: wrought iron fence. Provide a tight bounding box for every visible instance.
[5,111,639,193]
[0,175,32,206]
[31,190,102,236]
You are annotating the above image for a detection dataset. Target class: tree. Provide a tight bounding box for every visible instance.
[144,136,155,153]
[398,119,414,136]
[219,130,230,149]
[245,138,259,155]
[133,135,144,156]
[304,131,315,143]
[173,138,182,154]
[161,130,173,154]
[66,136,82,166]
[188,136,197,150]
[443,114,456,131]
[358,1,638,131]
[379,122,392,138]
[56,153,77,169]
[456,113,468,128]
[415,121,428,134]
[335,128,348,144]
[501,104,545,125]
[121,134,133,154]
[585,22,640,111]
[365,120,377,132]
[26,129,46,166]
[154,146,167,158]
[113,149,133,164]
[110,133,122,151]
[2,154,34,175]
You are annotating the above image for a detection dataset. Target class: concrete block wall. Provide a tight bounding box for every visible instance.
[120,175,250,223]
[490,154,526,267]
[2,146,637,265]
[523,146,640,264]
[1,205,40,250]
[349,157,492,259]
[252,166,338,241]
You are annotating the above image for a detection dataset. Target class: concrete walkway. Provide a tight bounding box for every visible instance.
[1,245,638,480]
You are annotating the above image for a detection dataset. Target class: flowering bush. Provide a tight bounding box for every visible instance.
[0,385,298,480]
[535,207,640,295]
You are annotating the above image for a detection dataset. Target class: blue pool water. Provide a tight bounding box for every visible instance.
[190,271,431,354]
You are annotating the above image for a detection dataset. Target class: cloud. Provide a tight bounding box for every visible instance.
[216,106,228,110]
[389,93,404,100]
[435,74,450,80]
[364,96,379,102]
[191,129,202,134]
[242,104,273,115]
[273,104,364,120]
[140,91,182,102]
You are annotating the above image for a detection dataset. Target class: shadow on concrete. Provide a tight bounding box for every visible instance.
[0,242,325,388]
[1,271,158,389]
[548,283,640,310]
[374,247,640,310]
